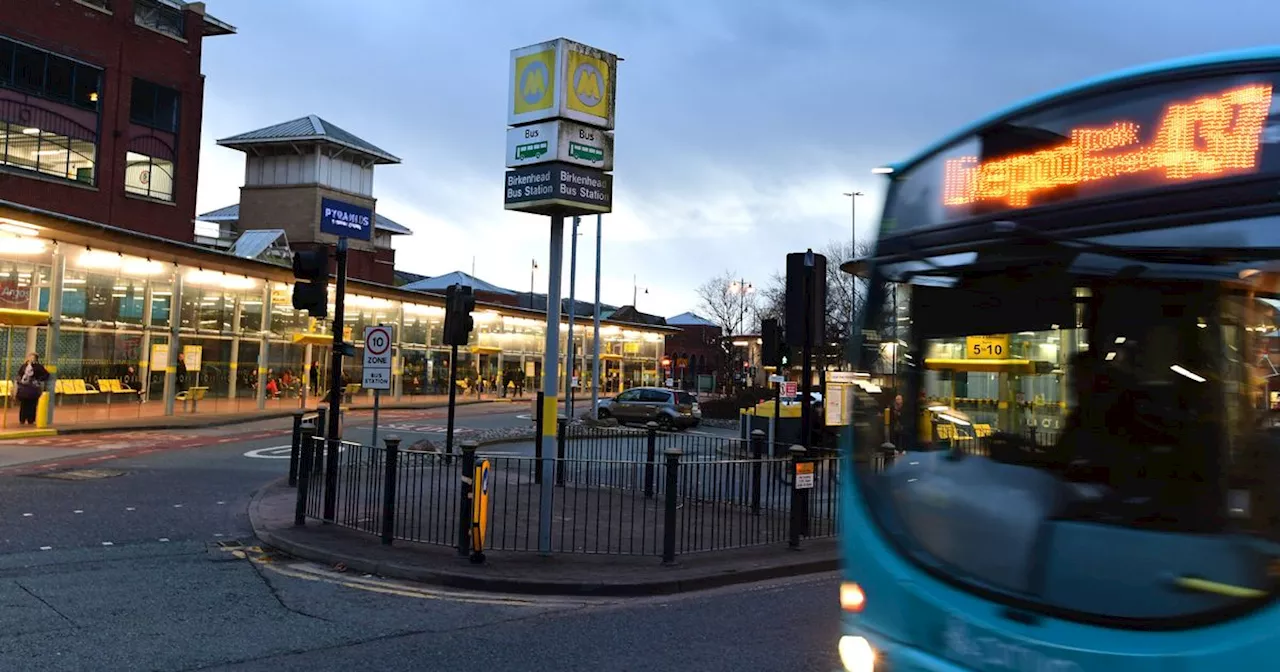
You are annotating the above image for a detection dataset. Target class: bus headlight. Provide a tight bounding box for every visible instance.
[839,635,875,672]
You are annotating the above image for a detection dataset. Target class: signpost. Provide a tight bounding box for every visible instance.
[470,459,491,564]
[505,38,618,556]
[795,461,815,490]
[363,325,392,449]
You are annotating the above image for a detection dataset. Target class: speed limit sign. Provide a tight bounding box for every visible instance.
[362,325,393,390]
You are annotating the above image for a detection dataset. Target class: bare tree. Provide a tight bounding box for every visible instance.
[695,270,758,336]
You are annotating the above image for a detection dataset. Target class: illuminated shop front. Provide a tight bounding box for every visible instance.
[0,203,671,428]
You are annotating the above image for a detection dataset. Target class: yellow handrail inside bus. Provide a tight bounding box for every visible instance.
[1174,576,1267,599]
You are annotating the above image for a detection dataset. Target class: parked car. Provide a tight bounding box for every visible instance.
[595,387,701,430]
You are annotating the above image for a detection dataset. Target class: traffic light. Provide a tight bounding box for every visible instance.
[761,318,783,367]
[443,284,476,346]
[291,247,330,318]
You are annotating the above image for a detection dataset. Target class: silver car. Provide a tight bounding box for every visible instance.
[595,387,701,430]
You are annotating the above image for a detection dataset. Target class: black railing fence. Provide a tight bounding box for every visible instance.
[291,421,841,561]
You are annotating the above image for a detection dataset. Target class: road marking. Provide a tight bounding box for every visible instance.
[242,445,294,459]
[216,501,226,505]
[173,504,183,508]
[21,513,32,517]
[126,507,135,511]
[39,546,51,551]
[73,510,83,514]
[263,562,596,608]
[158,538,170,542]
[101,541,113,546]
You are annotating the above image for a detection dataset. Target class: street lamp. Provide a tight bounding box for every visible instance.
[633,274,648,308]
[728,279,754,335]
[843,191,864,369]
[530,259,538,308]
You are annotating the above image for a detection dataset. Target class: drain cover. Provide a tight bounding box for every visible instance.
[31,468,128,480]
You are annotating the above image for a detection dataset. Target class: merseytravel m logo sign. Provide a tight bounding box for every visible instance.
[513,48,555,116]
[566,49,609,118]
[508,39,618,128]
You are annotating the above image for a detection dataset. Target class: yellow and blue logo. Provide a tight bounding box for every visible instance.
[513,49,556,115]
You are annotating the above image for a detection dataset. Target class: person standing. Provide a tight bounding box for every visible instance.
[14,353,49,425]
[176,353,189,392]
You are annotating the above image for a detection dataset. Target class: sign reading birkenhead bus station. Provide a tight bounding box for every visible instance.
[504,38,616,215]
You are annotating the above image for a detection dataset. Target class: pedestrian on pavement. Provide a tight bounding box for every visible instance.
[14,352,49,425]
[309,361,319,394]
[177,353,188,392]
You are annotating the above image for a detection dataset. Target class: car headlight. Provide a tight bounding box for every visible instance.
[838,636,875,672]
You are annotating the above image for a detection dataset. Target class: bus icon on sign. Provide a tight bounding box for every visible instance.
[568,142,603,163]
[515,141,548,160]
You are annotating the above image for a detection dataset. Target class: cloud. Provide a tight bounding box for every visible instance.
[197,0,1280,316]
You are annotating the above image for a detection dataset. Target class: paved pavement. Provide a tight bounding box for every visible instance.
[0,403,842,671]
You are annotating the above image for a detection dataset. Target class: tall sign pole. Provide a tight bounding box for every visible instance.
[591,213,602,417]
[566,215,580,420]
[505,38,617,555]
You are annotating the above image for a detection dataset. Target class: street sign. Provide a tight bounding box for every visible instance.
[782,381,798,397]
[795,462,815,489]
[769,374,784,384]
[320,197,373,241]
[361,325,393,390]
[504,162,612,215]
[508,39,618,130]
[182,345,202,370]
[828,371,860,383]
[506,119,614,170]
[150,343,168,370]
[825,383,851,426]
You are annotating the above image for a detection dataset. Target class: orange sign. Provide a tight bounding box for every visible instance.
[943,83,1273,209]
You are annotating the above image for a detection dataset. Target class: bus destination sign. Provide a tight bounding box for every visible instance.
[942,83,1272,211]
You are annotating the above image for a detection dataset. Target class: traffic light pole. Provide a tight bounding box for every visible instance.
[445,342,459,461]
[323,237,348,522]
[800,253,814,451]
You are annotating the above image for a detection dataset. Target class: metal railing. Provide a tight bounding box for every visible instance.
[291,423,841,561]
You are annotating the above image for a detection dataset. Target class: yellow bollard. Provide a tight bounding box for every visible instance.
[35,391,49,428]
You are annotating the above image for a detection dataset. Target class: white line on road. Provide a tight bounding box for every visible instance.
[158,538,169,542]
[21,513,32,517]
[173,504,183,508]
[126,507,135,511]
[101,542,113,546]
[39,546,51,551]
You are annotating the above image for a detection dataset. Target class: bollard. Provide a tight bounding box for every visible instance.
[661,447,682,566]
[534,391,545,484]
[789,445,807,549]
[294,429,318,527]
[381,435,401,546]
[555,417,567,487]
[457,441,477,556]
[644,421,658,498]
[288,410,305,487]
[751,429,765,516]
[315,404,328,439]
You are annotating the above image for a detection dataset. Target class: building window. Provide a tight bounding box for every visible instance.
[134,0,185,40]
[124,135,175,201]
[0,37,102,111]
[0,101,97,184]
[130,78,179,132]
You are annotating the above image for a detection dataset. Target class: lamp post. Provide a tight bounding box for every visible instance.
[633,275,648,308]
[530,259,538,309]
[729,279,754,387]
[843,191,863,371]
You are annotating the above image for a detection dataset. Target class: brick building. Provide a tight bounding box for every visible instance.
[0,0,233,239]
[665,312,724,391]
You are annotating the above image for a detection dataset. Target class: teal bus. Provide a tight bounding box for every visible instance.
[839,47,1280,671]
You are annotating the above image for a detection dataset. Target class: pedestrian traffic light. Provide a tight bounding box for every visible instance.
[291,247,330,318]
[443,284,476,346]
[761,318,783,367]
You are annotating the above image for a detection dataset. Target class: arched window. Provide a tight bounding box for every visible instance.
[125,135,176,201]
[0,100,97,184]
